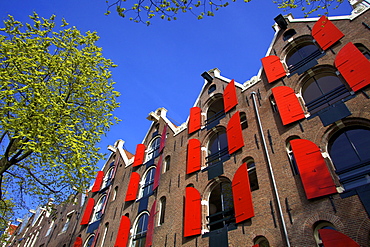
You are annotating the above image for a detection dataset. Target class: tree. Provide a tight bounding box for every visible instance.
[0,13,120,218]
[106,0,344,25]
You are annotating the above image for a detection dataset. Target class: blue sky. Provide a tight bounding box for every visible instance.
[0,0,353,172]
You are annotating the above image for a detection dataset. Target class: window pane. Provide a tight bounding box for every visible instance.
[346,129,370,162]
[303,78,322,103]
[330,132,361,170]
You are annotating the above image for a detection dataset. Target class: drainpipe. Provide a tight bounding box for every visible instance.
[251,92,291,247]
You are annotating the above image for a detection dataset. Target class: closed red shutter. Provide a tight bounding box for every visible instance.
[261,55,286,83]
[184,187,201,237]
[272,86,305,125]
[290,139,337,199]
[80,198,95,225]
[153,155,163,190]
[91,171,104,193]
[312,16,344,51]
[133,144,146,167]
[114,216,131,247]
[73,237,83,247]
[335,42,370,92]
[226,111,244,154]
[125,172,140,202]
[319,229,360,247]
[188,107,202,134]
[232,163,254,223]
[145,200,157,247]
[186,139,201,174]
[223,79,238,113]
[159,125,168,153]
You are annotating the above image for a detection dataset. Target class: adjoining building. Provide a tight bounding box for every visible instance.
[5,2,370,246]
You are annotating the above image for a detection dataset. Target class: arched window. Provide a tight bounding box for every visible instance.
[102,165,115,189]
[163,156,170,173]
[158,197,166,226]
[286,136,301,176]
[146,137,161,162]
[112,186,118,201]
[247,161,259,191]
[207,179,235,231]
[206,129,229,167]
[286,40,322,74]
[91,194,106,223]
[206,97,225,129]
[208,84,216,94]
[283,29,296,41]
[302,71,350,114]
[100,223,109,246]
[313,221,336,247]
[328,127,370,190]
[240,112,248,129]
[139,167,156,199]
[130,212,149,247]
[254,236,270,247]
[355,43,370,59]
[83,234,95,247]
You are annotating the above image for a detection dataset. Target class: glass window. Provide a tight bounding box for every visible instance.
[163,156,170,173]
[45,219,54,237]
[139,167,156,199]
[208,84,216,94]
[247,162,259,191]
[206,97,225,128]
[61,214,72,233]
[158,197,166,226]
[355,43,370,59]
[91,195,107,223]
[130,213,148,247]
[100,223,109,247]
[240,112,248,129]
[286,136,300,176]
[146,137,161,161]
[101,166,115,189]
[206,129,229,167]
[83,234,95,247]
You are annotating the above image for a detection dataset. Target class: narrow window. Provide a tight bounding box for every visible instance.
[206,97,225,129]
[61,212,73,233]
[45,219,55,237]
[269,95,278,113]
[100,223,109,247]
[112,186,118,201]
[101,166,115,189]
[91,195,107,223]
[247,162,259,191]
[130,213,149,247]
[158,197,166,226]
[286,137,300,176]
[240,112,248,129]
[163,156,171,173]
[139,167,156,199]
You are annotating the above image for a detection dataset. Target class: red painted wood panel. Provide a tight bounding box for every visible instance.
[261,55,286,83]
[114,216,131,247]
[184,187,201,237]
[186,139,201,174]
[312,16,344,51]
[232,163,254,223]
[223,79,238,113]
[91,171,104,193]
[80,198,95,225]
[290,139,337,199]
[188,107,202,134]
[133,144,146,167]
[145,200,157,247]
[125,172,140,202]
[227,111,244,154]
[159,124,168,153]
[272,86,305,125]
[153,154,163,190]
[319,229,360,247]
[73,237,83,247]
[335,42,370,92]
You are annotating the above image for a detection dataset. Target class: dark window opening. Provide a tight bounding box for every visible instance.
[269,95,278,113]
[283,29,296,41]
[208,84,216,94]
[206,130,229,167]
[355,43,370,60]
[286,42,322,74]
[240,112,248,129]
[286,137,300,176]
[247,162,259,191]
[206,98,225,129]
[159,197,166,225]
[146,137,161,161]
[163,156,171,173]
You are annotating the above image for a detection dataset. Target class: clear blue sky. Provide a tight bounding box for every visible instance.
[0,0,352,172]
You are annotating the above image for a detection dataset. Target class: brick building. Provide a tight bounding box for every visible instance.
[6,2,370,246]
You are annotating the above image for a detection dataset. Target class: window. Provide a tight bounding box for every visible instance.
[45,219,54,237]
[112,186,118,201]
[158,197,166,226]
[139,167,156,199]
[207,180,235,231]
[163,156,170,173]
[100,223,109,246]
[240,112,248,129]
[247,161,259,191]
[302,71,350,114]
[83,234,95,247]
[208,84,216,94]
[206,129,229,167]
[254,236,270,247]
[91,195,107,223]
[313,221,336,247]
[286,40,322,74]
[130,212,149,247]
[269,95,278,113]
[283,29,296,41]
[286,136,300,176]
[355,43,370,59]
[146,137,161,162]
[101,166,115,189]
[61,212,73,233]
[328,127,370,190]
[206,97,225,129]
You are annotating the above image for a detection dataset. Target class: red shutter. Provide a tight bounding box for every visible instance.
[80,198,95,225]
[223,79,238,113]
[319,229,360,247]
[188,107,202,134]
[153,155,163,190]
[290,139,337,199]
[73,237,83,247]
[335,42,370,92]
[186,139,201,174]
[252,245,259,247]
[114,216,131,247]
[261,55,286,83]
[312,16,344,51]
[232,163,254,223]
[159,125,168,153]
[133,144,146,167]
[91,171,104,193]
[125,172,140,202]
[184,187,201,237]
[145,200,157,247]
[272,86,305,125]
[226,111,244,154]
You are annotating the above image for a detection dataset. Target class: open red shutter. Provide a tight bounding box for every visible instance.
[223,79,238,113]
[80,198,95,225]
[290,139,337,199]
[335,42,370,92]
[252,245,259,247]
[312,16,344,51]
[114,216,131,247]
[159,125,168,153]
[133,144,146,167]
[184,187,201,237]
[319,229,360,247]
[153,155,163,190]
[186,139,201,174]
[261,55,286,83]
[227,111,244,154]
[91,171,104,193]
[232,163,254,223]
[73,237,83,247]
[145,200,157,247]
[188,107,201,134]
[125,172,140,202]
[272,86,305,125]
